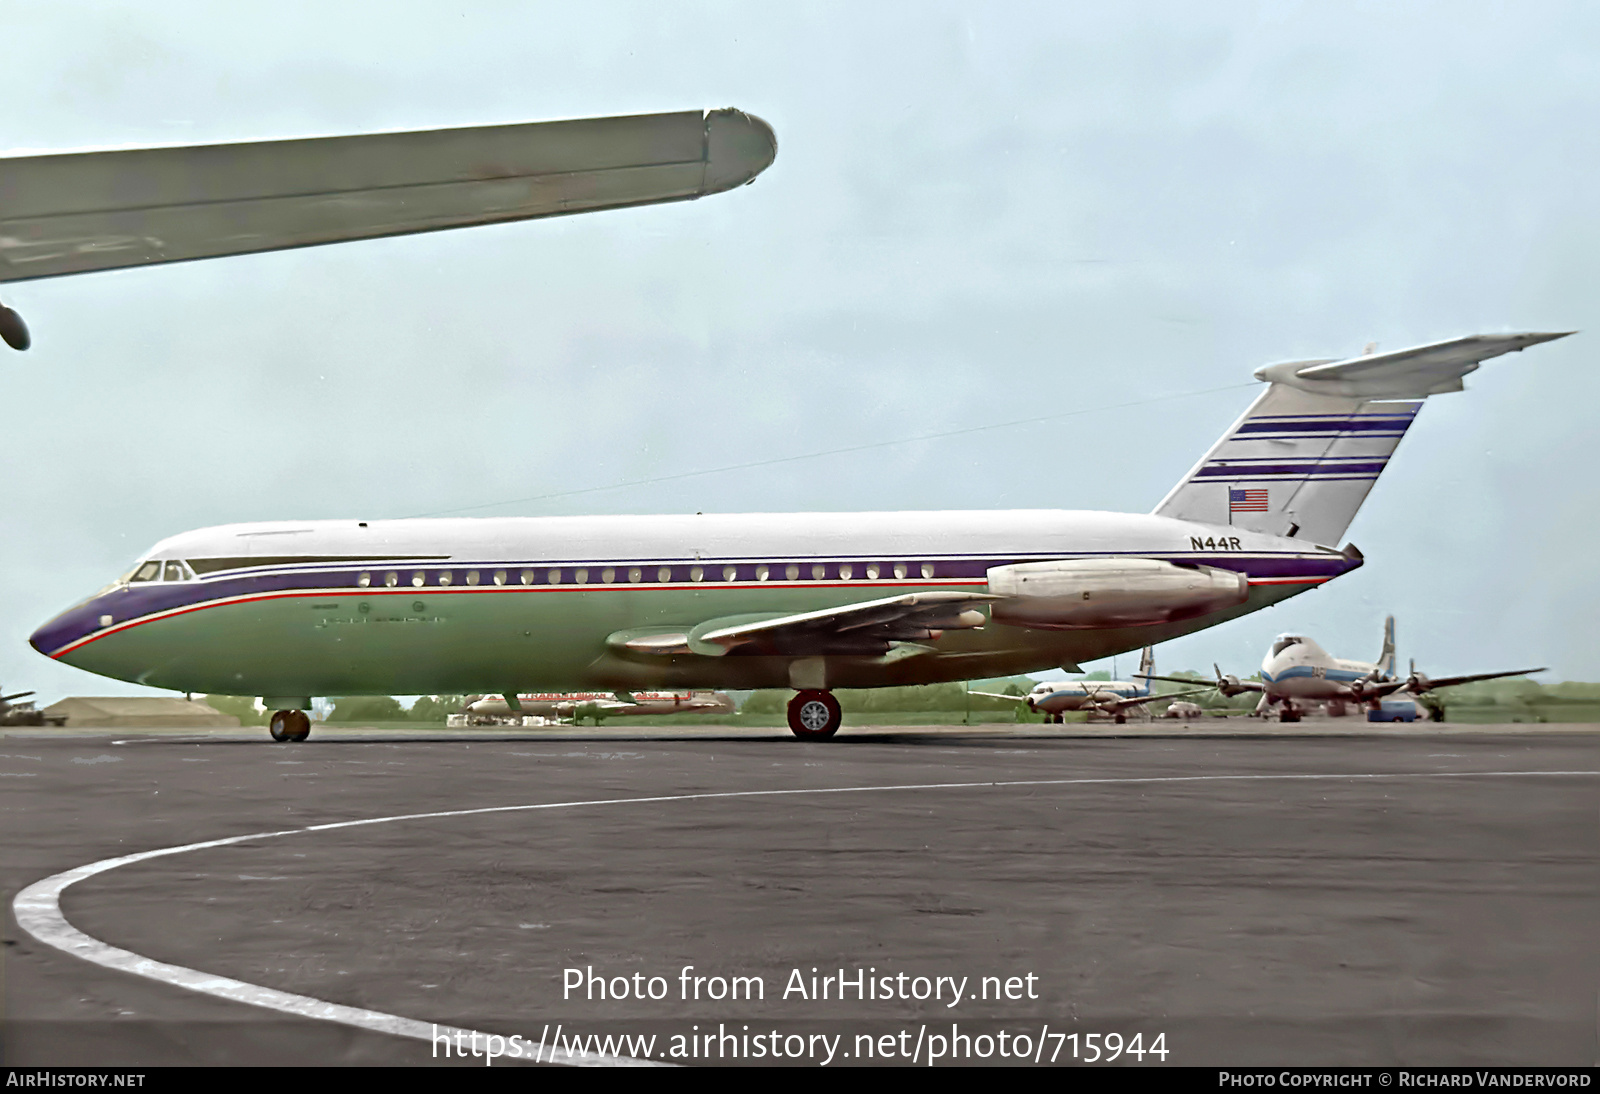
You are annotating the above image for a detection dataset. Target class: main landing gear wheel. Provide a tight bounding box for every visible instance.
[1278,708,1301,723]
[269,709,311,742]
[787,690,841,739]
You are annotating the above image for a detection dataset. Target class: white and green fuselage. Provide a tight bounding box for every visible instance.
[31,510,1349,706]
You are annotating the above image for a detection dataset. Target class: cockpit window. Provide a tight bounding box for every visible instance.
[130,561,161,583]
[163,561,188,582]
[1270,636,1302,657]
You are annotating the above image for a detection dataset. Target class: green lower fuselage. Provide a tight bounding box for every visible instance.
[32,510,1355,703]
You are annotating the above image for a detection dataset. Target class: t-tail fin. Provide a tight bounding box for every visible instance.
[1137,645,1154,685]
[1153,332,1572,546]
[1377,615,1396,678]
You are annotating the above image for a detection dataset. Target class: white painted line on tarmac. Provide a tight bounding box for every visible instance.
[14,768,1597,1066]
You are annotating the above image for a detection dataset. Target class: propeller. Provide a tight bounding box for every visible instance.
[1406,658,1432,693]
[1213,664,1250,697]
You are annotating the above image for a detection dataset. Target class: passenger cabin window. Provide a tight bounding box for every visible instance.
[922,563,935,578]
[521,570,535,586]
[358,572,371,588]
[602,568,616,584]
[628,567,642,583]
[494,570,507,586]
[411,572,425,587]
[839,564,853,580]
[465,571,479,586]
[865,564,881,580]
[548,569,561,585]
[131,561,161,582]
[812,564,826,580]
[756,565,770,581]
[439,571,453,586]
[384,572,399,588]
[691,566,704,582]
[786,564,799,581]
[722,566,737,582]
[575,569,588,584]
[658,567,672,582]
[893,563,908,579]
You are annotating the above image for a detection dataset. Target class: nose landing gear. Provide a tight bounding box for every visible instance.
[787,690,842,739]
[269,709,311,742]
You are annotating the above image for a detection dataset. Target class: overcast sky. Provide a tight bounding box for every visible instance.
[3,1,1596,699]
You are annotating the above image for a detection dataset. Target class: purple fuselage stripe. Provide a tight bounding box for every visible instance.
[32,551,1361,657]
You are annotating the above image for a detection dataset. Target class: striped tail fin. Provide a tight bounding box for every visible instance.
[1153,332,1572,546]
[1377,615,1396,678]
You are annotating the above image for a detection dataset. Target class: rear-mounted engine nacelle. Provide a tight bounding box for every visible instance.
[986,557,1248,630]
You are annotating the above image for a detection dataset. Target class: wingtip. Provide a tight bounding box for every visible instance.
[1518,331,1577,347]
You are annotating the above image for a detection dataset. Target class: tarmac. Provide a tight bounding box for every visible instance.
[2,722,1595,1067]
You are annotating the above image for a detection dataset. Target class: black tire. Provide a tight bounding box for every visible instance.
[269,709,311,743]
[787,690,841,739]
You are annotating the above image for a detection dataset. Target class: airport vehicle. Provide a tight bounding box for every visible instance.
[0,108,776,350]
[1162,700,1206,720]
[1367,697,1422,723]
[970,648,1209,723]
[466,689,735,721]
[29,332,1569,741]
[0,686,65,727]
[1147,616,1544,722]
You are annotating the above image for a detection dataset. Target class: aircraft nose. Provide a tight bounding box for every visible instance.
[29,608,75,659]
[702,109,777,193]
[29,596,106,660]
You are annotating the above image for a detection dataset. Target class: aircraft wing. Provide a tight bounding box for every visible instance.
[1374,667,1547,697]
[969,691,1029,703]
[0,108,775,284]
[1139,673,1265,693]
[612,591,997,659]
[1098,688,1214,714]
[695,591,996,657]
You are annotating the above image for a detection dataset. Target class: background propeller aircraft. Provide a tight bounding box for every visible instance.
[1146,616,1545,721]
[0,685,64,726]
[972,647,1210,723]
[0,107,776,350]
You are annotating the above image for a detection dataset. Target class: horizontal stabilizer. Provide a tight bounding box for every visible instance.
[1155,331,1573,545]
[1255,332,1573,399]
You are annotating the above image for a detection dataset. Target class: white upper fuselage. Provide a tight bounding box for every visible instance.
[1025,678,1150,714]
[135,509,1277,571]
[1259,634,1380,700]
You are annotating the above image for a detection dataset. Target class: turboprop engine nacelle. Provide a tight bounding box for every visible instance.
[986,557,1249,630]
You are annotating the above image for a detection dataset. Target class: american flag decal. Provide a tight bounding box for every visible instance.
[1230,488,1269,513]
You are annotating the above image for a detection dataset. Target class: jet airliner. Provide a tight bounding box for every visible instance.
[28,332,1570,740]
